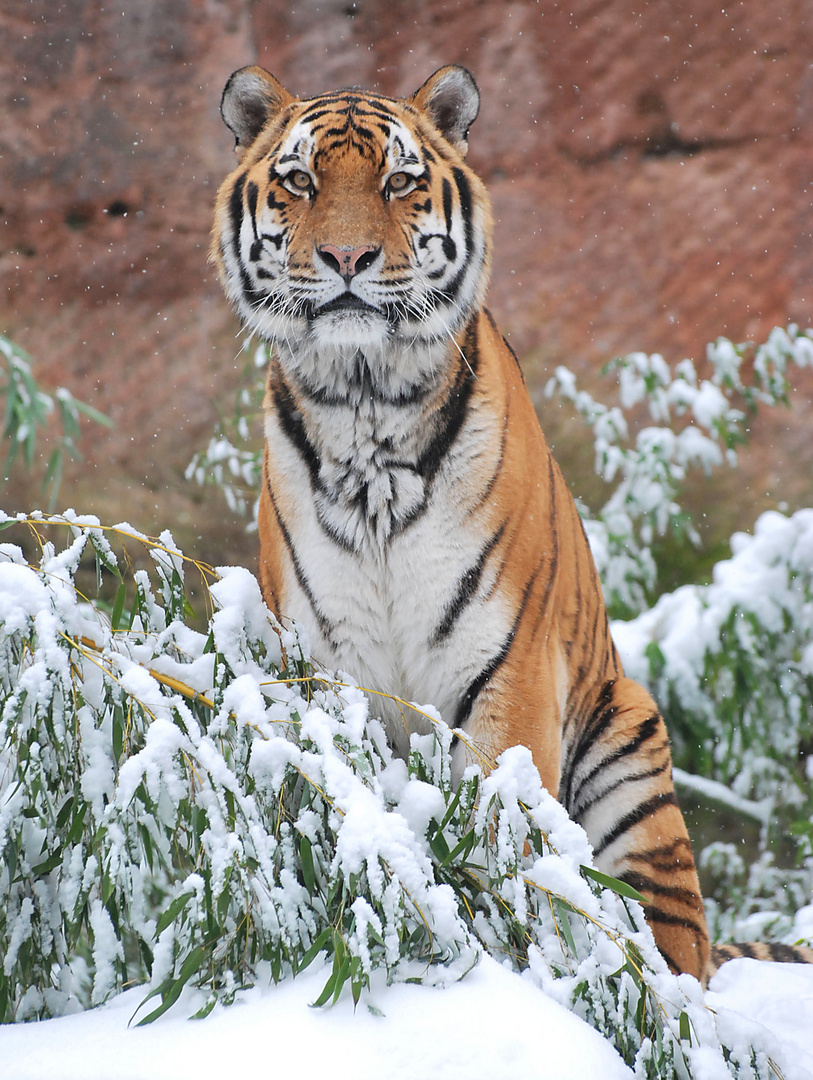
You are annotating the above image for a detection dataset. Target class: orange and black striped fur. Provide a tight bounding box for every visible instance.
[211,65,810,984]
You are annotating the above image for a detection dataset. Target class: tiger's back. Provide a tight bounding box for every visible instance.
[210,63,806,984]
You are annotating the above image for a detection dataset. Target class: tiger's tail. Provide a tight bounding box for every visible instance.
[708,941,813,977]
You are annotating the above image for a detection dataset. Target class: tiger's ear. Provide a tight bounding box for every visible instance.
[410,65,480,156]
[220,66,294,157]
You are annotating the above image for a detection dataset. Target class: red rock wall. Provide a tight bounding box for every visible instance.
[1,0,811,561]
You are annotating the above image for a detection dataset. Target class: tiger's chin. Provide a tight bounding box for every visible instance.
[309,307,392,351]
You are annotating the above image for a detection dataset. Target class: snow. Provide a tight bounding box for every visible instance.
[0,956,631,1080]
[707,960,813,1080]
[1,954,813,1080]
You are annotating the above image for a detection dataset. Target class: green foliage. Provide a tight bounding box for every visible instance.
[0,335,111,509]
[615,507,813,944]
[545,325,813,617]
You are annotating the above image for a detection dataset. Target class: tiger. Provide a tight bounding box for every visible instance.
[210,63,811,984]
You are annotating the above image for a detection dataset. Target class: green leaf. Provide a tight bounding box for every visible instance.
[441,829,476,867]
[331,957,351,1005]
[56,797,74,830]
[678,1010,692,1044]
[298,927,332,974]
[112,712,124,762]
[102,868,115,904]
[581,865,649,904]
[134,945,206,1025]
[74,398,113,428]
[350,956,364,1006]
[65,802,88,846]
[311,968,339,1008]
[4,842,18,885]
[155,889,196,938]
[300,834,315,894]
[217,878,231,925]
[191,994,218,1020]
[438,784,465,832]
[31,849,62,876]
[111,583,127,631]
[428,826,450,863]
[553,897,577,956]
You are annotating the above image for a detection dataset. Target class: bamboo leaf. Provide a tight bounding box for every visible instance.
[298,927,332,973]
[679,1011,692,1045]
[300,834,315,894]
[155,889,196,938]
[581,866,649,904]
[111,583,127,630]
[134,945,206,1025]
[553,897,577,956]
[311,968,339,1009]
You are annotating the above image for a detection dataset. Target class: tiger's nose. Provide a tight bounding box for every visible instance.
[317,244,380,281]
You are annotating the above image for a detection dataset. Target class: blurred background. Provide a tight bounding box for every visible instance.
[2,0,811,574]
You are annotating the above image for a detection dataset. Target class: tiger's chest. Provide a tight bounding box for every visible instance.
[263,379,512,753]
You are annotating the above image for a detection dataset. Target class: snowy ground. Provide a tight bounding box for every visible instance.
[2,954,812,1080]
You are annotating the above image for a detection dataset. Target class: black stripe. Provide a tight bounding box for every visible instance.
[626,836,694,871]
[246,180,263,260]
[427,166,477,308]
[592,790,678,859]
[295,364,437,408]
[264,475,336,646]
[766,943,808,963]
[439,167,476,303]
[228,171,265,307]
[246,180,259,225]
[442,178,453,234]
[272,377,321,488]
[452,632,512,732]
[530,455,561,638]
[571,758,671,823]
[485,310,526,383]
[452,166,473,229]
[229,171,246,248]
[560,680,616,808]
[643,907,706,935]
[452,553,546,731]
[272,375,377,552]
[658,947,681,974]
[568,712,664,816]
[416,320,479,484]
[432,525,505,644]
[618,870,701,906]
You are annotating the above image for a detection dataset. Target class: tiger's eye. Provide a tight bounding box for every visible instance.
[289,171,312,191]
[388,172,411,193]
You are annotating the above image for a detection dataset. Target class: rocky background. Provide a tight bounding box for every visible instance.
[2,0,811,575]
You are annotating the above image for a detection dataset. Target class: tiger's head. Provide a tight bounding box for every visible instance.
[211,66,492,371]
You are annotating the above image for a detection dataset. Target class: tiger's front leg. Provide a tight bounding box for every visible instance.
[560,677,710,982]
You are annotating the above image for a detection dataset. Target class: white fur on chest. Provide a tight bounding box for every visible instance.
[265,360,510,751]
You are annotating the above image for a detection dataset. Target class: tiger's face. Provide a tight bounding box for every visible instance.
[212,66,492,367]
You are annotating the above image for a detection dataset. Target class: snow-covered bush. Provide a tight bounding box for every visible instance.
[614,507,813,945]
[545,324,813,616]
[0,513,777,1077]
